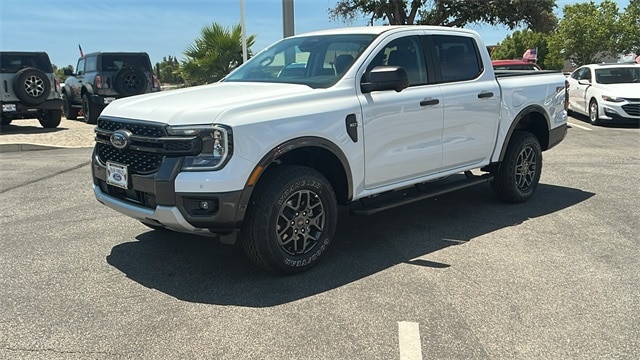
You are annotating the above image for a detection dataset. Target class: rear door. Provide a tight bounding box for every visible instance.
[430,33,501,170]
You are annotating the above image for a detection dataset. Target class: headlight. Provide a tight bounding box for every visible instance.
[167,124,233,171]
[601,95,624,102]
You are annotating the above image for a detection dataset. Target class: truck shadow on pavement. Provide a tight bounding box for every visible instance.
[0,123,68,134]
[106,183,594,307]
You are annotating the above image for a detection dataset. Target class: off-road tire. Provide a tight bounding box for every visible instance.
[62,93,78,120]
[82,94,100,124]
[114,66,147,96]
[37,109,62,128]
[240,164,338,274]
[13,67,51,106]
[490,131,542,203]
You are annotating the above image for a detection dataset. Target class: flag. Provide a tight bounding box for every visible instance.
[522,48,538,61]
[78,44,85,58]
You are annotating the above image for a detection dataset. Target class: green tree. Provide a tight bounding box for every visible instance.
[53,65,73,82]
[155,55,183,85]
[179,23,256,85]
[551,0,622,65]
[616,0,640,54]
[329,0,557,32]
[491,30,563,70]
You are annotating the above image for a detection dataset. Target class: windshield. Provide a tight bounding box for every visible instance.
[224,34,376,89]
[594,67,640,84]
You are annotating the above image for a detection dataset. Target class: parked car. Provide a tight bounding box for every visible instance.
[0,51,63,128]
[492,60,542,71]
[62,52,160,124]
[566,63,640,124]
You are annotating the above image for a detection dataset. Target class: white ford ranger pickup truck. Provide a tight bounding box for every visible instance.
[92,26,568,274]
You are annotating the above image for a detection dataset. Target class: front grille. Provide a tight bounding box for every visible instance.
[97,143,162,173]
[622,104,640,117]
[95,117,202,175]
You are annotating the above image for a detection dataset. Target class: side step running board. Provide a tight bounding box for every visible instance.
[350,173,493,216]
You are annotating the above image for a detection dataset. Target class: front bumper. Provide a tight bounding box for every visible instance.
[91,147,246,238]
[599,101,640,123]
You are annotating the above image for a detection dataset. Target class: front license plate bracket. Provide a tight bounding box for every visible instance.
[106,161,129,189]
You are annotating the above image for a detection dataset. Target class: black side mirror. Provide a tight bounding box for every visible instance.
[361,66,409,93]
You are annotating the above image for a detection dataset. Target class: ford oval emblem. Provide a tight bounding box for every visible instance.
[110,129,132,150]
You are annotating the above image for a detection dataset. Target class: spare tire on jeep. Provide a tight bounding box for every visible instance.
[13,67,51,106]
[114,66,147,96]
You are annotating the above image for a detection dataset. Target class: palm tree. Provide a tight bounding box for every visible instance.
[180,23,256,85]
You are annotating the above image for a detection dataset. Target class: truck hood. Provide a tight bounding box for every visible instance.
[101,82,313,125]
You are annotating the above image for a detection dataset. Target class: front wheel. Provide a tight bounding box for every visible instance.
[241,164,337,274]
[589,99,600,125]
[490,131,542,203]
[82,94,100,124]
[62,93,78,120]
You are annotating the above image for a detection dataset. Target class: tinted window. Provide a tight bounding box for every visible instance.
[0,53,52,73]
[432,35,482,82]
[365,36,427,86]
[100,54,152,71]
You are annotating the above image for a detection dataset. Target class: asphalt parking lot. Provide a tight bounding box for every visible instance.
[0,116,638,359]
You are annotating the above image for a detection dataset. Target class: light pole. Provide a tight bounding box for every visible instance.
[282,0,294,38]
[240,0,247,63]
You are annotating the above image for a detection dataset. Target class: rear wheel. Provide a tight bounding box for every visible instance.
[82,94,100,124]
[37,109,62,128]
[589,99,600,125]
[490,131,542,203]
[241,164,337,274]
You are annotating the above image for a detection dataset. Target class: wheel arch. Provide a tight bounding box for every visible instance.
[241,136,353,208]
[498,105,551,161]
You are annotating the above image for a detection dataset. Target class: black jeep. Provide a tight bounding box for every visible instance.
[0,51,63,128]
[62,52,160,124]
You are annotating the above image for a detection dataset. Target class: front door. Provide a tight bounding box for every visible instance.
[358,34,444,189]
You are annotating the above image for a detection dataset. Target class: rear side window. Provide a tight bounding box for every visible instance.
[0,53,53,73]
[432,35,482,82]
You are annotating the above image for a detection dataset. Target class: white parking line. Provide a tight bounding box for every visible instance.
[568,121,592,131]
[398,321,423,360]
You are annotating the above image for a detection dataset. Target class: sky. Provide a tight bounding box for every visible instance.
[0,0,631,69]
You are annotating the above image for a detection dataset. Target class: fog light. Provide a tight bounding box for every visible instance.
[199,201,209,210]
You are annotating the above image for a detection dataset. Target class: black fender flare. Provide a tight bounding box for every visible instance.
[497,104,551,162]
[234,136,354,224]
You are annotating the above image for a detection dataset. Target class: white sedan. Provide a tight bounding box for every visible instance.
[567,63,640,124]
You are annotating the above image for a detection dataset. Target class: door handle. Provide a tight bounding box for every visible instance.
[420,99,439,106]
[477,92,493,99]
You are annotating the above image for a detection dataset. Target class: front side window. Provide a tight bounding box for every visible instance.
[364,36,427,86]
[76,58,86,75]
[224,34,376,89]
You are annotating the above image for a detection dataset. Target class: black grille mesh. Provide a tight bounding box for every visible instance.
[97,143,162,173]
[622,104,640,117]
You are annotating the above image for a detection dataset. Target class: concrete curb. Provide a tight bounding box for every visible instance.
[0,143,92,153]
